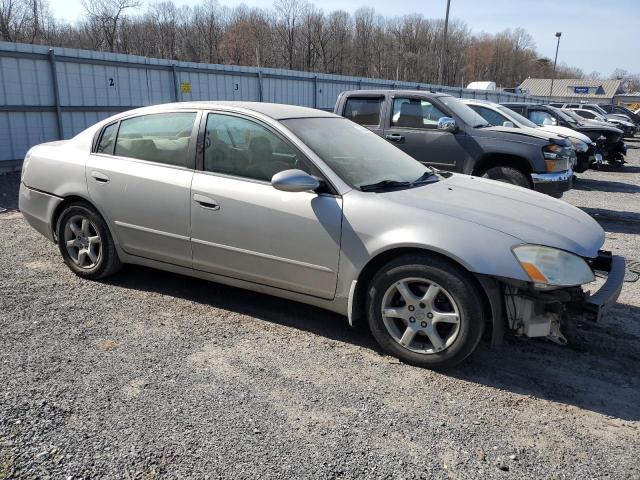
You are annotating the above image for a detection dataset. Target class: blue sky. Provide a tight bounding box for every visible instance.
[49,0,639,75]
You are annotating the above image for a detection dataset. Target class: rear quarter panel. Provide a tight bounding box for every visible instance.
[22,125,97,198]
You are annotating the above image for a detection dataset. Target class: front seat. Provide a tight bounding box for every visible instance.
[396,102,424,128]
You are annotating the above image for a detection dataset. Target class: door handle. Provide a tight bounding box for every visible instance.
[91,171,110,183]
[385,134,405,142]
[193,193,220,211]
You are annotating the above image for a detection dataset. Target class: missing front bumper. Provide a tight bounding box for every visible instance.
[582,254,626,322]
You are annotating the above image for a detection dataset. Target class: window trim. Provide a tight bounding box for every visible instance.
[197,110,339,195]
[93,120,120,156]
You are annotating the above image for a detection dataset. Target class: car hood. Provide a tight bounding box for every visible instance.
[483,125,563,143]
[539,125,592,144]
[377,174,604,258]
[575,121,624,134]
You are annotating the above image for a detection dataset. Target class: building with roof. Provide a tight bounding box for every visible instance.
[518,78,622,103]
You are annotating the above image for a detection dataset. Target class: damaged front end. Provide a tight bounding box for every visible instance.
[500,250,625,345]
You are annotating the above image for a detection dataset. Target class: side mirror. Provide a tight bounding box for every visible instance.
[437,117,457,132]
[502,121,515,128]
[271,169,320,193]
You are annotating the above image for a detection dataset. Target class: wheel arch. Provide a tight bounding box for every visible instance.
[472,153,533,177]
[350,246,502,343]
[51,195,112,242]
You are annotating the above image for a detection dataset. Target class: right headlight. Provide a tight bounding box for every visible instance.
[512,244,595,288]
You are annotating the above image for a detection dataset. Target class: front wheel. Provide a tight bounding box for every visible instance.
[367,254,485,369]
[482,166,530,188]
[56,203,121,279]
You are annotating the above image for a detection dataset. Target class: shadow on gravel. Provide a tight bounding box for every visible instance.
[103,265,640,422]
[574,177,640,194]
[104,264,380,351]
[0,172,20,210]
[581,207,640,234]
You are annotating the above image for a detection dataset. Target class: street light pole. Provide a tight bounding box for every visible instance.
[437,0,451,86]
[549,32,562,101]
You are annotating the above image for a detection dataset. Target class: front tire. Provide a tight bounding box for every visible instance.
[367,254,485,369]
[482,166,530,188]
[56,203,121,279]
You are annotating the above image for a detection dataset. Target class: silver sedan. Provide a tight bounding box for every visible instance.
[19,102,625,368]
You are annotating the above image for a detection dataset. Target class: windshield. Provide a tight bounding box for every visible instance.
[281,117,432,189]
[439,96,488,127]
[557,108,584,126]
[497,106,539,128]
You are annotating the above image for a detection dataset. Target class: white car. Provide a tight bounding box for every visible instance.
[567,108,636,138]
[462,99,594,172]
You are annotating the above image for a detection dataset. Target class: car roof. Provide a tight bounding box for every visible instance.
[113,101,339,120]
[461,98,496,106]
[341,89,452,97]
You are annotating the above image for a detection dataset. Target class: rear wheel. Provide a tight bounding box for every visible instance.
[367,254,485,369]
[482,166,530,188]
[56,203,121,279]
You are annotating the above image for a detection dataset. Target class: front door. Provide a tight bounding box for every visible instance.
[86,111,199,267]
[190,112,343,299]
[383,96,466,170]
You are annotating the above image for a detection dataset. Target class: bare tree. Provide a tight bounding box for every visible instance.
[81,0,140,52]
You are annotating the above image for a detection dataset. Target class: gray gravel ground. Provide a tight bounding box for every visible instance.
[1,143,639,479]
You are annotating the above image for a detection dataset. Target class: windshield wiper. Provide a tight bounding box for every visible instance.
[360,172,438,192]
[359,179,412,192]
[412,171,438,184]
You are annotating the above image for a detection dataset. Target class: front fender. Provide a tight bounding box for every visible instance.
[335,193,529,300]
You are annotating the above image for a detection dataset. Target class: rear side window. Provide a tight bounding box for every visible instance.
[344,97,383,126]
[114,112,197,167]
[96,123,118,154]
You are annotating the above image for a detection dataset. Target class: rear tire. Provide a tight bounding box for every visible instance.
[482,166,530,188]
[56,203,121,279]
[366,254,485,369]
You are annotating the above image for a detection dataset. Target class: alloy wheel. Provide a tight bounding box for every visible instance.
[381,277,461,354]
[63,215,102,269]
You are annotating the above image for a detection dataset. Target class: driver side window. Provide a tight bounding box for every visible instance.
[203,114,316,182]
[391,98,447,129]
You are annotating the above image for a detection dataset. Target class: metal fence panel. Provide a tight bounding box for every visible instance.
[0,40,544,167]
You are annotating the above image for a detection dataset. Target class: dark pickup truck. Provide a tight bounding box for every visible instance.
[334,90,575,197]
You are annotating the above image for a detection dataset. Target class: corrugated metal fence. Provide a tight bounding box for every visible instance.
[0,41,543,169]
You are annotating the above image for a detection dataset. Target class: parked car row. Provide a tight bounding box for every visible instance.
[19,99,626,368]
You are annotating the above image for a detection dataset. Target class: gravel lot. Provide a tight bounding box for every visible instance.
[1,142,639,479]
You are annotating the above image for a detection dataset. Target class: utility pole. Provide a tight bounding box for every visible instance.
[437,0,451,86]
[548,32,562,101]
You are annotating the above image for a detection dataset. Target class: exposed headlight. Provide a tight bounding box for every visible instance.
[542,144,570,172]
[569,138,589,152]
[512,245,595,288]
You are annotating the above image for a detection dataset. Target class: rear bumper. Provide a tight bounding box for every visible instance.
[18,182,62,242]
[530,169,573,198]
[582,253,625,322]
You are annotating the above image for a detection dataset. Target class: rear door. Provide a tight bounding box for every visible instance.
[87,111,199,267]
[382,95,465,170]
